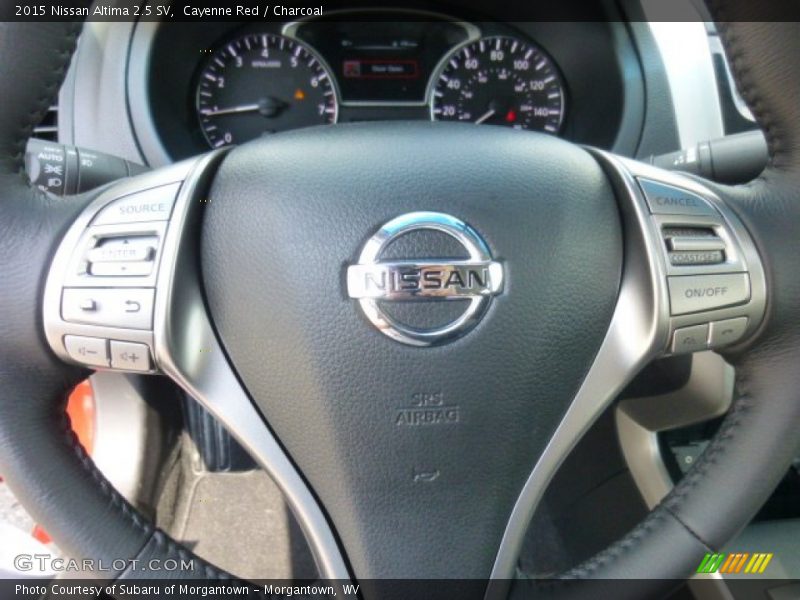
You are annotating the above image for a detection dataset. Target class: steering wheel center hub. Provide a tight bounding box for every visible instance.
[346,211,504,346]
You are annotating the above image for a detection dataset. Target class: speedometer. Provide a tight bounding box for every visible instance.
[196,33,338,147]
[431,35,566,133]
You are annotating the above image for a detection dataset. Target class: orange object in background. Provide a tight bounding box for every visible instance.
[67,379,95,455]
[31,524,51,544]
[32,378,95,545]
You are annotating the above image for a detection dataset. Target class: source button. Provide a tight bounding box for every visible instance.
[92,182,180,225]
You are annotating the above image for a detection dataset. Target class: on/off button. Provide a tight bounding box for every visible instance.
[668,273,751,315]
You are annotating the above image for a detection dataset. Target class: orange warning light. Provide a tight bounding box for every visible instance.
[294,89,306,100]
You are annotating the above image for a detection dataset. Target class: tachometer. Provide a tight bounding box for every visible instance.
[196,33,338,147]
[431,35,566,133]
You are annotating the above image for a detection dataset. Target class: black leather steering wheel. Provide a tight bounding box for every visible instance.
[1,7,799,600]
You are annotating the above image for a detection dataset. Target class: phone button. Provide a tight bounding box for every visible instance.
[709,317,748,348]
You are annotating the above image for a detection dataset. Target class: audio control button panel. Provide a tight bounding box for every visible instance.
[41,161,201,374]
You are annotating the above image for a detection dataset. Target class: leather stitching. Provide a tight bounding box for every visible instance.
[9,23,81,175]
[539,271,753,573]
[662,505,714,552]
[661,384,750,518]
[64,395,238,581]
[560,510,670,578]
[59,405,151,534]
[708,3,781,173]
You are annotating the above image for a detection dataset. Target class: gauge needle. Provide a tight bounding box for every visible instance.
[474,109,496,125]
[201,103,261,117]
[202,97,290,119]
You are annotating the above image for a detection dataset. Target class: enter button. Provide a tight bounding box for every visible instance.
[668,273,750,315]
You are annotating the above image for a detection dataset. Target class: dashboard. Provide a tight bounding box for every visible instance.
[133,11,635,161]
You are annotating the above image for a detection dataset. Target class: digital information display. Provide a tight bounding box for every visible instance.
[342,59,419,80]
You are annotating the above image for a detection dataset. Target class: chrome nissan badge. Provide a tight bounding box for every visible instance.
[347,212,503,346]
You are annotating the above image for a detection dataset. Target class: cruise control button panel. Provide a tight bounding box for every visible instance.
[631,173,765,357]
[62,288,154,330]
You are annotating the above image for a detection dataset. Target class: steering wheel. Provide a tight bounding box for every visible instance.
[2,7,799,599]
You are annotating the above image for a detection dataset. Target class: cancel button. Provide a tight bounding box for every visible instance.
[668,273,750,315]
[638,178,718,217]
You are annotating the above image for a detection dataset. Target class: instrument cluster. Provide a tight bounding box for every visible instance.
[140,13,630,159]
[194,19,566,147]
